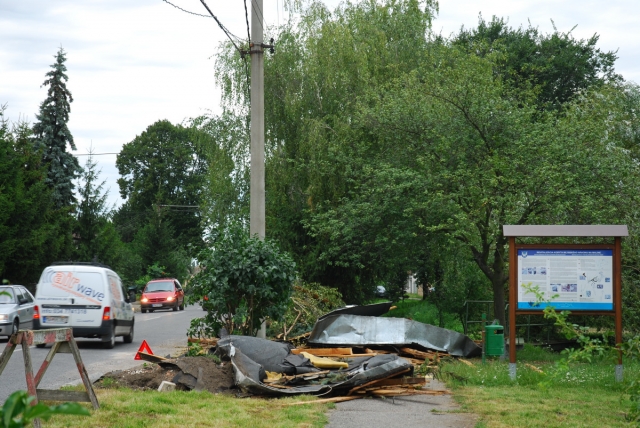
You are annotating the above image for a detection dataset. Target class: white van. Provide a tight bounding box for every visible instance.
[33,262,135,349]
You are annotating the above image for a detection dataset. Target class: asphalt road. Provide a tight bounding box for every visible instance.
[0,304,203,402]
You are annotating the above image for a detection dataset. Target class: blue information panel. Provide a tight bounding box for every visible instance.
[517,249,613,311]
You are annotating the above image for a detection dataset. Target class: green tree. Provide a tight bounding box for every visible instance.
[212,0,439,302]
[115,120,208,249]
[32,47,80,208]
[357,46,639,326]
[452,16,621,112]
[0,106,69,285]
[190,113,249,233]
[74,152,125,268]
[187,225,297,336]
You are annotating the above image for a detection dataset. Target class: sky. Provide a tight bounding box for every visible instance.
[1,0,639,209]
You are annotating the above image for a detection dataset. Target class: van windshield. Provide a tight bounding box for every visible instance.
[145,281,174,292]
[0,287,15,304]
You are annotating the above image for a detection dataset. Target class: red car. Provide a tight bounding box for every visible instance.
[140,279,185,313]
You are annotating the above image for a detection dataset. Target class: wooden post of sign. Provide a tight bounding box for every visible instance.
[508,236,517,380]
[615,236,624,381]
[0,328,99,428]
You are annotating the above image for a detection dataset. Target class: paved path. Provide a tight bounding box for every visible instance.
[326,379,478,428]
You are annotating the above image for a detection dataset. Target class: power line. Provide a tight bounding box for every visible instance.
[76,152,119,156]
[161,0,245,43]
[199,0,243,53]
[243,0,251,43]
[161,0,211,19]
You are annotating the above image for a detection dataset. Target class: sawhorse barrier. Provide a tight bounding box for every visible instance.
[0,328,99,426]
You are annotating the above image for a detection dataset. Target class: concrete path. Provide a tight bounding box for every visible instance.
[326,379,478,428]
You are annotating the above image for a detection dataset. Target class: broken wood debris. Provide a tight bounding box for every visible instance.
[187,337,219,346]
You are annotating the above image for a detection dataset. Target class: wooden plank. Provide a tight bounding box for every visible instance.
[365,348,393,354]
[399,347,440,360]
[291,348,353,356]
[68,335,100,410]
[365,377,428,387]
[0,341,17,377]
[35,342,62,387]
[284,396,362,406]
[137,351,168,363]
[36,389,91,403]
[347,368,411,395]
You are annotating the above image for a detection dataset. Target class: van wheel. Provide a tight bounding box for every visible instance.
[102,326,115,349]
[123,322,134,343]
[141,309,147,314]
[173,304,178,312]
[179,302,184,311]
[36,344,47,348]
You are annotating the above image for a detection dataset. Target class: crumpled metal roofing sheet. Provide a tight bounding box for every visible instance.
[308,314,481,357]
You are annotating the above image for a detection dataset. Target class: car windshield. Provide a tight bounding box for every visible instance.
[144,281,174,292]
[0,287,16,304]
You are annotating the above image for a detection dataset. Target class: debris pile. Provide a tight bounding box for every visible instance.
[96,303,480,402]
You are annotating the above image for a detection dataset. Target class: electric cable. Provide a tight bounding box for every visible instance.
[198,0,243,53]
[162,0,244,43]
[243,0,251,43]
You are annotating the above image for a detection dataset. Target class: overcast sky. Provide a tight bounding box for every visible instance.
[1,0,638,209]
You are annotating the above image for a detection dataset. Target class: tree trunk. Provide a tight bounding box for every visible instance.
[492,276,507,327]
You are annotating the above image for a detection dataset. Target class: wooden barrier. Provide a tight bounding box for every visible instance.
[0,328,99,427]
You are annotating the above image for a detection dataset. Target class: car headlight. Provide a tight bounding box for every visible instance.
[167,296,174,302]
[141,297,148,303]
[0,314,8,322]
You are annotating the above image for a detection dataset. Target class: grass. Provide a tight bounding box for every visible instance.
[44,389,329,428]
[41,344,637,427]
[440,344,638,427]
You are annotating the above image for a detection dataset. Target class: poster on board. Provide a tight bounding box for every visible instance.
[517,249,613,310]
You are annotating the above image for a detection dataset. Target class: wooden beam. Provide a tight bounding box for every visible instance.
[284,396,362,406]
[291,348,353,356]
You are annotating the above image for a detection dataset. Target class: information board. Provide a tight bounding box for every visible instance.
[517,249,613,310]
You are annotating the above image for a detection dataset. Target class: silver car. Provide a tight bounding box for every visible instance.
[0,285,35,337]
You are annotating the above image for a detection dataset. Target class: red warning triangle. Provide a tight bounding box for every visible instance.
[134,340,154,360]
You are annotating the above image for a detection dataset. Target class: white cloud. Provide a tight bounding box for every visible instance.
[1,0,638,208]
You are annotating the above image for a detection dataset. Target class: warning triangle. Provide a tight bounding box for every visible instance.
[134,340,154,360]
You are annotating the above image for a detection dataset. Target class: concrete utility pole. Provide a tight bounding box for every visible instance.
[250,0,265,241]
[250,0,267,339]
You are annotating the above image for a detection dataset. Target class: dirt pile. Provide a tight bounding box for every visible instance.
[95,356,236,394]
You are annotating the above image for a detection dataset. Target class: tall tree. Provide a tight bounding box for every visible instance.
[357,46,639,325]
[115,120,209,248]
[0,106,66,285]
[32,47,80,208]
[74,152,125,268]
[213,0,439,302]
[452,16,621,111]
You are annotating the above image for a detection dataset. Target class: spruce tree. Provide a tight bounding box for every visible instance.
[32,47,80,208]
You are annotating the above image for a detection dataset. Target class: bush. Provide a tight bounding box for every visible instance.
[186,226,297,337]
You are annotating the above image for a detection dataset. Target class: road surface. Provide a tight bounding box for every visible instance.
[0,304,203,402]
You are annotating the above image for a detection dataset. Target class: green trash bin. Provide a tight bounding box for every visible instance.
[485,323,504,356]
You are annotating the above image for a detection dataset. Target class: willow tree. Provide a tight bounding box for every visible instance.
[212,0,439,301]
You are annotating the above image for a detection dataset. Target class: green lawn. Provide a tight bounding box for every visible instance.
[442,345,638,427]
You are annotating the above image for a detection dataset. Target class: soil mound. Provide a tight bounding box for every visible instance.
[95,356,236,394]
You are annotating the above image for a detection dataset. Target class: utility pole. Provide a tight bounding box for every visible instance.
[250,0,266,338]
[250,0,265,241]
